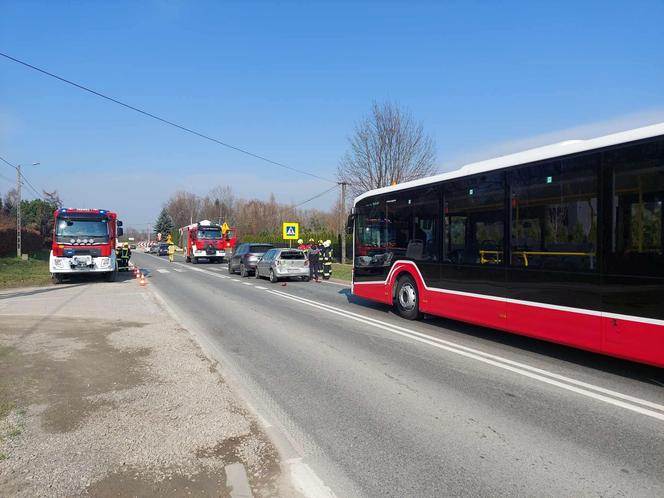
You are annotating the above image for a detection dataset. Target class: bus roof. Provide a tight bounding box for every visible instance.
[353,121,664,206]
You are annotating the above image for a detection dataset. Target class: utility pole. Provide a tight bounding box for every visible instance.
[339,182,348,265]
[0,159,39,258]
[16,164,21,258]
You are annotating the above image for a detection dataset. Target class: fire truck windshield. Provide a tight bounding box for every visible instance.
[56,218,109,242]
[198,228,222,240]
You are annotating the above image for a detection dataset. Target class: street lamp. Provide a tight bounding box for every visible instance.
[16,162,41,258]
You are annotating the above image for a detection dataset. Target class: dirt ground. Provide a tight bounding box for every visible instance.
[0,283,291,497]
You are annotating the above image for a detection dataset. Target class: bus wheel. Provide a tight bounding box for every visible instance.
[395,275,421,320]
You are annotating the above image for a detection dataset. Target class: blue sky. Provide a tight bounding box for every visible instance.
[1,0,663,228]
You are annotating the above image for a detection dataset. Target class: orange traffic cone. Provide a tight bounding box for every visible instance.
[139,273,146,286]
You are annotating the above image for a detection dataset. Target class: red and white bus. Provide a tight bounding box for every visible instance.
[351,123,664,367]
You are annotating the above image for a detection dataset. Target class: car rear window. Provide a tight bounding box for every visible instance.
[279,251,305,260]
[249,245,273,253]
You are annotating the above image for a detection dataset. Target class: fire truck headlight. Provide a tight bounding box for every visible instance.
[99,257,111,268]
[54,258,65,268]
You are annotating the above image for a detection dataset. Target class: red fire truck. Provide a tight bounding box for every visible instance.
[179,220,236,264]
[49,208,124,283]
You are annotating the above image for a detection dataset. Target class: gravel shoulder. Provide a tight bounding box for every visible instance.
[0,277,293,497]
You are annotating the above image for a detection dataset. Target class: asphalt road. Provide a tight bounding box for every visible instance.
[132,252,664,498]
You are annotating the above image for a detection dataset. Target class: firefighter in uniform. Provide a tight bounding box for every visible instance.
[322,240,333,280]
[167,240,176,263]
[117,242,131,271]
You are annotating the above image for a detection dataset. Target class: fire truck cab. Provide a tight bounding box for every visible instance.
[180,220,236,264]
[49,208,123,283]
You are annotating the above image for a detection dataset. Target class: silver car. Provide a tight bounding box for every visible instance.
[255,248,310,283]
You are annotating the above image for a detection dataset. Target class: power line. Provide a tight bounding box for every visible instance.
[0,155,46,199]
[293,184,339,208]
[0,171,13,184]
[0,51,335,184]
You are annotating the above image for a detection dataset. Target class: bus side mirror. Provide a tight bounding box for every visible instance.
[346,214,354,235]
[118,227,124,237]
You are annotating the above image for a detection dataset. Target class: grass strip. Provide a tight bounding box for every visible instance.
[0,251,51,289]
[331,263,352,282]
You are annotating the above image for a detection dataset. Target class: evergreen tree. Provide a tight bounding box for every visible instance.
[154,208,174,238]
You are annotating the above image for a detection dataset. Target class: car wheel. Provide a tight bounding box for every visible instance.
[255,267,261,279]
[240,263,248,278]
[394,274,421,320]
[269,269,278,283]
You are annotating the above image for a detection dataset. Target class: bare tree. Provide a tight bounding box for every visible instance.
[205,185,236,225]
[164,190,202,229]
[338,101,437,198]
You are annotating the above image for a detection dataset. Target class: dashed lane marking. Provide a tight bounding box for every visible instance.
[242,282,253,286]
[255,286,268,290]
[173,268,185,272]
[156,269,170,273]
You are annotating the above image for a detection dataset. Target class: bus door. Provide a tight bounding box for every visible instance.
[601,140,664,365]
[439,173,507,328]
[506,157,601,350]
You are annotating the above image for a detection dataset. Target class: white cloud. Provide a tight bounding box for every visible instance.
[442,107,664,171]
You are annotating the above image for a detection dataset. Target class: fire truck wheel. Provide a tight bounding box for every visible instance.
[52,273,63,284]
[186,256,191,263]
[104,266,118,282]
[192,257,198,265]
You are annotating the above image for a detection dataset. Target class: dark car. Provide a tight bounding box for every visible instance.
[158,243,169,256]
[228,243,274,277]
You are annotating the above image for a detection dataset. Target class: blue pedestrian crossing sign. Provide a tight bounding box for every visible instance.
[282,222,299,240]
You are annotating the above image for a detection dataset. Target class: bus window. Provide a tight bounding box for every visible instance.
[354,197,408,271]
[509,157,598,271]
[408,189,439,261]
[606,138,664,277]
[443,172,505,265]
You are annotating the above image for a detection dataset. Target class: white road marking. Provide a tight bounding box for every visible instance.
[156,269,170,273]
[242,282,253,286]
[158,258,664,417]
[266,288,664,422]
[208,267,222,272]
[173,268,185,273]
[322,280,349,287]
[286,458,336,498]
